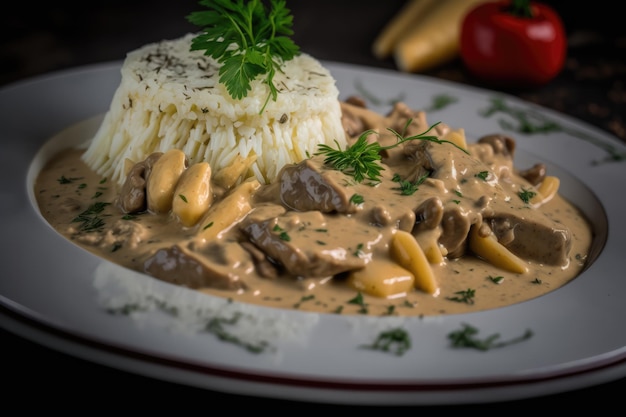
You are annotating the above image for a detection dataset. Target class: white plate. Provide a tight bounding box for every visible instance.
[1,61,625,406]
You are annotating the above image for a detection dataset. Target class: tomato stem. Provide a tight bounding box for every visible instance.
[506,0,533,18]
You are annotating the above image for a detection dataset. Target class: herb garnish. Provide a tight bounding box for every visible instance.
[354,78,405,106]
[187,0,300,112]
[348,292,368,314]
[488,275,504,284]
[362,327,411,356]
[481,97,626,164]
[206,313,269,353]
[57,175,82,184]
[391,172,429,195]
[448,323,533,351]
[424,93,458,112]
[316,120,466,183]
[71,202,111,232]
[350,193,364,204]
[293,294,315,309]
[272,224,291,241]
[446,288,476,304]
[518,188,536,204]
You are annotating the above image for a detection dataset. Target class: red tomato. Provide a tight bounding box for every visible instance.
[459,0,567,87]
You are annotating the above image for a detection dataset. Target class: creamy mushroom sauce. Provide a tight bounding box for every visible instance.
[34,100,593,317]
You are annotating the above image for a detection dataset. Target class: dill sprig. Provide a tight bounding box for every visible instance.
[316,120,467,183]
[187,0,300,113]
[316,133,385,183]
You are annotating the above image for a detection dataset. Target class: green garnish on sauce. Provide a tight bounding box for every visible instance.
[187,0,300,112]
[316,120,464,184]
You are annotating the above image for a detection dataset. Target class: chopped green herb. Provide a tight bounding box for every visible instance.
[448,323,533,351]
[488,275,504,284]
[392,172,429,195]
[518,188,536,204]
[362,327,411,356]
[293,294,315,309]
[57,175,82,184]
[203,221,214,230]
[383,305,396,316]
[206,313,269,353]
[353,243,364,257]
[348,292,368,314]
[272,224,291,241]
[446,288,476,304]
[71,202,111,232]
[350,193,364,204]
[424,93,458,112]
[354,78,405,106]
[481,97,626,164]
[179,194,188,203]
[475,171,489,181]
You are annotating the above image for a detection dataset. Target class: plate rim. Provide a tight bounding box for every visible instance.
[2,60,626,405]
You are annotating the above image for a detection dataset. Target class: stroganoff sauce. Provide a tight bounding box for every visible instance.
[34,103,593,317]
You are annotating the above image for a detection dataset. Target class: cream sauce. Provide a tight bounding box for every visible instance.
[34,105,594,317]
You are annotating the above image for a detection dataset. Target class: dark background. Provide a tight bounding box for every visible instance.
[2,0,625,411]
[2,0,625,142]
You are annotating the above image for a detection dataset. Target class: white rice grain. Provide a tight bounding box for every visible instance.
[82,33,346,186]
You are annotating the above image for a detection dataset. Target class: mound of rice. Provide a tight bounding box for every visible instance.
[82,33,346,185]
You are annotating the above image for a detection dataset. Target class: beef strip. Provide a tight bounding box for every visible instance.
[239,209,373,278]
[143,241,250,290]
[485,214,571,266]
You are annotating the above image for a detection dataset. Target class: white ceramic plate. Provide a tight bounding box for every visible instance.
[1,61,625,406]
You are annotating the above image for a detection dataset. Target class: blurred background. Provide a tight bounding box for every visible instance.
[2,0,625,411]
[2,0,624,142]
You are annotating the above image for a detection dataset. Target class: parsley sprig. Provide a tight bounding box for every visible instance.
[316,120,467,183]
[187,0,300,112]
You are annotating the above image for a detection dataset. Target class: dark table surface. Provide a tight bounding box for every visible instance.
[2,0,625,410]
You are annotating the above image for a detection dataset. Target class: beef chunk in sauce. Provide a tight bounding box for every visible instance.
[143,241,250,290]
[485,214,571,266]
[278,158,359,214]
[239,207,375,278]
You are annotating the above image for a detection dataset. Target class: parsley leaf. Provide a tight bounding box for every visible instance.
[187,0,300,112]
[316,120,461,184]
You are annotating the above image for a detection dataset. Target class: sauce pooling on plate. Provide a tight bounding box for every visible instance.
[34,100,593,317]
